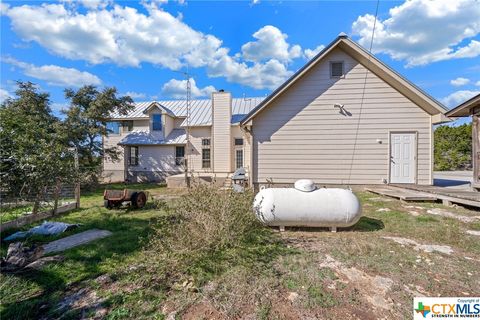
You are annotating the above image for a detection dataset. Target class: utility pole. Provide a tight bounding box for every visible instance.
[176,70,192,188]
[186,73,191,188]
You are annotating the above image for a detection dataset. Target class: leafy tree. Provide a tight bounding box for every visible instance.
[434,123,472,171]
[0,82,76,214]
[63,86,133,186]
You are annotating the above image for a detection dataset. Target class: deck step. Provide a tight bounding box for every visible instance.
[366,187,438,201]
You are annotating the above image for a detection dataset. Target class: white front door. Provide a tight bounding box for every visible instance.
[390,132,416,184]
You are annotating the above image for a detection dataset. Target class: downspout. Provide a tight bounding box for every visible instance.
[240,124,254,187]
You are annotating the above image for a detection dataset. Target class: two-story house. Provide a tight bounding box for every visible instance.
[103,34,449,188]
[103,91,263,184]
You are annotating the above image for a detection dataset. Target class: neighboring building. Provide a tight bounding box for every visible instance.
[445,94,480,191]
[103,34,449,187]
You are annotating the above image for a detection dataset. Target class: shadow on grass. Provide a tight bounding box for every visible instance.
[0,209,168,319]
[277,217,384,233]
[346,216,385,232]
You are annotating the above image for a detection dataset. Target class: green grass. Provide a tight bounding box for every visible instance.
[0,204,34,223]
[1,187,479,319]
[0,183,170,319]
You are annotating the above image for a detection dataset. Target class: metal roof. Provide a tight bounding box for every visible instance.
[118,128,187,146]
[109,97,264,126]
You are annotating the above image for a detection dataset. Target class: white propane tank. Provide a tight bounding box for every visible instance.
[253,180,362,228]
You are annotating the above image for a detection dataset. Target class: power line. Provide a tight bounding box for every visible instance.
[347,0,380,185]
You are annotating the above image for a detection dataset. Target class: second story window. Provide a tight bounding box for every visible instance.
[122,121,133,132]
[152,114,162,131]
[106,122,120,135]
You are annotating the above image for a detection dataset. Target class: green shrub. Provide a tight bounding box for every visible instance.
[142,185,284,287]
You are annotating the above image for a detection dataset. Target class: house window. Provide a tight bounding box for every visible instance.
[202,149,211,168]
[122,121,133,132]
[152,114,162,131]
[202,138,210,146]
[235,149,243,169]
[175,146,185,166]
[330,61,344,78]
[201,138,211,168]
[129,146,139,166]
[106,122,120,135]
[234,138,243,146]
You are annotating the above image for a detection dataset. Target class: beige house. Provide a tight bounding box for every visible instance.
[103,34,448,187]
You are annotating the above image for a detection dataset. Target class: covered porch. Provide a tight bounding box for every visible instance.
[446,94,480,190]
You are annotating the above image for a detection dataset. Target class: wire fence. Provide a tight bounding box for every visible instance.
[0,184,78,224]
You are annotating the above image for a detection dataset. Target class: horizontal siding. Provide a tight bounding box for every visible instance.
[212,93,231,172]
[253,47,432,185]
[187,127,212,173]
[103,119,150,177]
[128,146,182,173]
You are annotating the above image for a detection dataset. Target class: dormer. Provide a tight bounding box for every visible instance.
[143,102,176,138]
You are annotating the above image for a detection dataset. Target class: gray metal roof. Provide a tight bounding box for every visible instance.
[110,97,264,126]
[118,128,186,146]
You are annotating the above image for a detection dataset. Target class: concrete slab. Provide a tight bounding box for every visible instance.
[43,229,112,254]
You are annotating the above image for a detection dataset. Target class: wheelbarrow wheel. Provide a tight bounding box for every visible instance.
[131,191,147,209]
[104,200,112,209]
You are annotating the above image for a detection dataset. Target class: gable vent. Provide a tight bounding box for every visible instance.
[330,61,344,78]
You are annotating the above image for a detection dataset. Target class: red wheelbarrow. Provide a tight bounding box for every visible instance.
[103,189,148,209]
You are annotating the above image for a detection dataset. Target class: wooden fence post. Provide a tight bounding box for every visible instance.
[74,147,80,209]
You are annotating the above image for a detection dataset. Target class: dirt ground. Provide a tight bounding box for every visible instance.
[157,191,480,319]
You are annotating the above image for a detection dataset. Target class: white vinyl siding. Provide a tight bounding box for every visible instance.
[252,47,432,185]
[212,92,231,172]
[186,126,212,172]
[102,119,149,182]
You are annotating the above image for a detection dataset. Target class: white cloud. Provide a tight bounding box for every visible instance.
[161,78,216,99]
[351,0,480,66]
[241,25,302,63]
[3,57,101,87]
[1,3,300,90]
[0,88,12,104]
[208,56,292,90]
[450,77,470,86]
[304,44,326,60]
[78,0,110,10]
[475,80,480,86]
[123,91,147,99]
[1,3,223,69]
[441,90,480,108]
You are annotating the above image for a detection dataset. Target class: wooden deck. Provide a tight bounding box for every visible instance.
[365,187,437,202]
[367,185,480,208]
[392,184,480,208]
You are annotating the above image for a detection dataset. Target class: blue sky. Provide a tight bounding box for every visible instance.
[1,0,479,125]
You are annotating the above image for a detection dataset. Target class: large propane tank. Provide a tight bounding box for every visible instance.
[253,179,362,228]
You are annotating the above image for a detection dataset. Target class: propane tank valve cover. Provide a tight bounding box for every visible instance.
[294,179,316,192]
